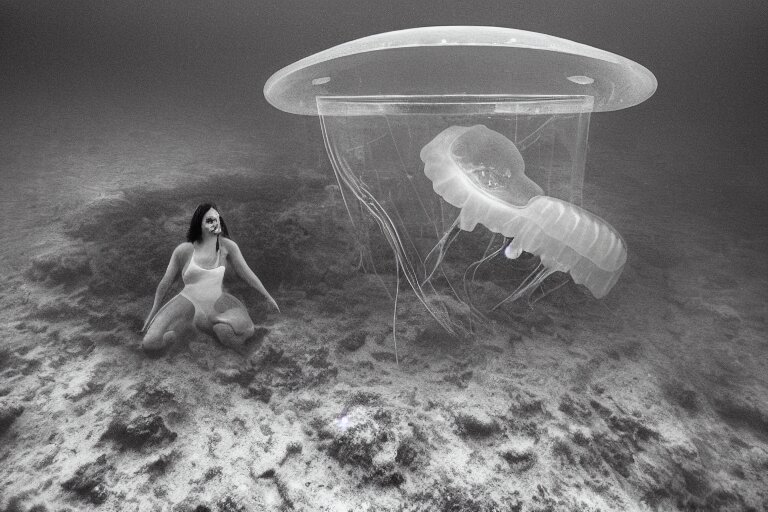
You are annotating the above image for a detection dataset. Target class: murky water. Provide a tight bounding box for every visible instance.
[1,5,766,509]
[1,66,765,392]
[0,88,291,268]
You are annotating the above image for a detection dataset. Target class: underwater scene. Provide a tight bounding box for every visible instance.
[1,2,766,511]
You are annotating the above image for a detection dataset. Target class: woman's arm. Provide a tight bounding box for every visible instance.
[141,244,187,331]
[225,239,279,311]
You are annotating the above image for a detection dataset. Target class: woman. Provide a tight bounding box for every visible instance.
[141,203,279,352]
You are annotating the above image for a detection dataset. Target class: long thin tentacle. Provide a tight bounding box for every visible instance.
[422,217,461,285]
[530,273,570,305]
[393,255,400,367]
[321,117,455,334]
[491,263,556,311]
[462,236,505,331]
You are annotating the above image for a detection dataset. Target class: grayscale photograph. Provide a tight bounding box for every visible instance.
[0,1,766,510]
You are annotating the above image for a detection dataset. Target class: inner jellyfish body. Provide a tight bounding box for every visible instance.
[421,124,627,303]
[438,124,543,207]
[264,26,657,334]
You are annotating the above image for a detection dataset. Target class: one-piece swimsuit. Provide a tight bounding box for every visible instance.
[180,249,225,329]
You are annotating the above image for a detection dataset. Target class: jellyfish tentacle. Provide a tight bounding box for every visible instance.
[393,255,400,366]
[325,124,460,334]
[462,244,503,304]
[530,271,570,305]
[491,264,557,311]
[521,266,558,303]
[388,190,428,272]
[462,244,503,328]
[385,116,441,240]
[517,115,555,151]
[423,217,461,286]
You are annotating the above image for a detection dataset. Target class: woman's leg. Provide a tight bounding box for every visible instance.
[211,293,256,349]
[142,295,195,352]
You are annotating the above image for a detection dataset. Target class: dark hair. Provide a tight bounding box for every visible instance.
[186,203,230,247]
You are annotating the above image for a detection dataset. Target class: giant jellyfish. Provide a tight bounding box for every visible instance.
[421,124,627,305]
[264,26,657,335]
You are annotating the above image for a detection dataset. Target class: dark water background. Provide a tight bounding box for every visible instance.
[2,0,766,212]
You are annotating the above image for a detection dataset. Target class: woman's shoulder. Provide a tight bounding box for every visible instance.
[174,242,194,252]
[172,242,194,259]
[219,237,239,250]
[219,237,241,260]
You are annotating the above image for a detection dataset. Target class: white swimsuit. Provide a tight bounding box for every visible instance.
[180,250,225,328]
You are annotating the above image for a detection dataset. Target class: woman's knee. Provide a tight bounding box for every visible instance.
[213,309,253,334]
[213,322,254,348]
[142,333,165,352]
[142,330,176,352]
[213,323,239,347]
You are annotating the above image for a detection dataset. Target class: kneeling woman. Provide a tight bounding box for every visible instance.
[141,203,279,352]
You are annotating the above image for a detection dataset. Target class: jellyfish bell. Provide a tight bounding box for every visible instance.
[264,26,656,333]
[264,26,656,115]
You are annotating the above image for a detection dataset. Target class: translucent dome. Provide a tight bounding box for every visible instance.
[264,26,657,115]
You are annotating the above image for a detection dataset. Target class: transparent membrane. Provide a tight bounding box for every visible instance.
[319,94,601,334]
[265,27,657,116]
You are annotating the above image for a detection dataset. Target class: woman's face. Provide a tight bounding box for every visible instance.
[202,208,221,236]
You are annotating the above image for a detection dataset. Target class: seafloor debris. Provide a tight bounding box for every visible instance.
[325,406,427,486]
[338,330,366,351]
[0,400,23,434]
[454,412,502,438]
[25,245,92,285]
[61,454,113,505]
[408,484,523,512]
[100,414,177,450]
[143,449,179,476]
[500,448,536,473]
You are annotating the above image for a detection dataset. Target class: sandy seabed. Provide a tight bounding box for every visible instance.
[0,97,766,512]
